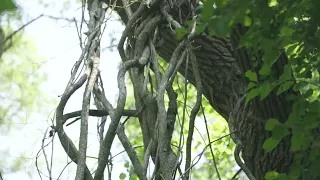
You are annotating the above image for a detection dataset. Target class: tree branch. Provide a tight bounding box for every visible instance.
[63,109,139,125]
[94,59,141,180]
[117,123,148,180]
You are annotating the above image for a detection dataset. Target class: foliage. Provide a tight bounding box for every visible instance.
[0,30,48,132]
[0,12,49,178]
[171,72,237,179]
[179,0,320,179]
[0,0,16,14]
[123,57,238,179]
[42,0,319,178]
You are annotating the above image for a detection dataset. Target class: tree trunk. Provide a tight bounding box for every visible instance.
[109,1,295,179]
[157,22,294,179]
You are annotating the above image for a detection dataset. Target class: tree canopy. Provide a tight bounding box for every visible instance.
[0,0,52,177]
[1,0,320,179]
[53,0,320,179]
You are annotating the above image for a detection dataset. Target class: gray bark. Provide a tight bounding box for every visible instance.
[109,1,295,179]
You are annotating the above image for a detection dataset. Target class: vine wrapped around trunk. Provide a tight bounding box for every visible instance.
[108,0,295,179]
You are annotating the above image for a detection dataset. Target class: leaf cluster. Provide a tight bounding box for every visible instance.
[184,0,320,179]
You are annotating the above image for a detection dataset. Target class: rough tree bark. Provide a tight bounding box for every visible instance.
[107,0,296,179]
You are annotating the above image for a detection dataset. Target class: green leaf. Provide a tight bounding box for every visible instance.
[244,16,252,27]
[263,137,280,152]
[175,27,187,40]
[301,169,313,180]
[285,43,298,55]
[196,23,206,35]
[272,125,290,140]
[260,82,273,100]
[265,171,279,180]
[0,0,16,13]
[291,134,308,151]
[259,64,272,76]
[262,49,278,66]
[245,87,261,104]
[279,64,292,81]
[292,99,306,116]
[277,81,294,95]
[245,70,258,82]
[278,173,290,180]
[201,0,214,22]
[265,118,280,131]
[268,0,278,7]
[303,114,318,129]
[212,16,232,37]
[248,82,257,90]
[285,113,300,126]
[309,148,319,161]
[308,101,320,113]
[289,163,303,179]
[124,161,129,168]
[293,81,308,92]
[119,173,127,179]
[280,27,294,37]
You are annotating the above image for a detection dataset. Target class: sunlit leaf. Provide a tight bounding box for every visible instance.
[119,173,127,179]
[263,137,280,152]
[265,171,279,180]
[175,27,188,40]
[245,87,261,104]
[265,118,280,131]
[268,0,278,7]
[260,82,274,100]
[277,81,294,95]
[248,82,257,90]
[245,70,258,82]
[244,16,252,27]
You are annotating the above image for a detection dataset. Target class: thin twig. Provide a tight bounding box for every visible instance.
[63,108,139,126]
[94,59,140,180]
[74,17,83,49]
[3,14,44,45]
[41,127,52,180]
[117,123,148,180]
[234,145,256,180]
[201,104,221,180]
[76,0,105,178]
[57,161,73,179]
[231,168,242,179]
[178,133,233,179]
[183,46,203,180]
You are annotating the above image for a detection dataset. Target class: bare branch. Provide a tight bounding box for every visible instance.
[121,0,133,17]
[117,4,147,61]
[161,6,181,31]
[3,14,44,46]
[201,104,221,180]
[41,127,52,180]
[117,123,148,180]
[234,145,256,180]
[55,74,93,180]
[75,0,107,178]
[57,161,73,180]
[183,43,203,180]
[94,59,140,180]
[63,109,139,126]
[231,168,242,179]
